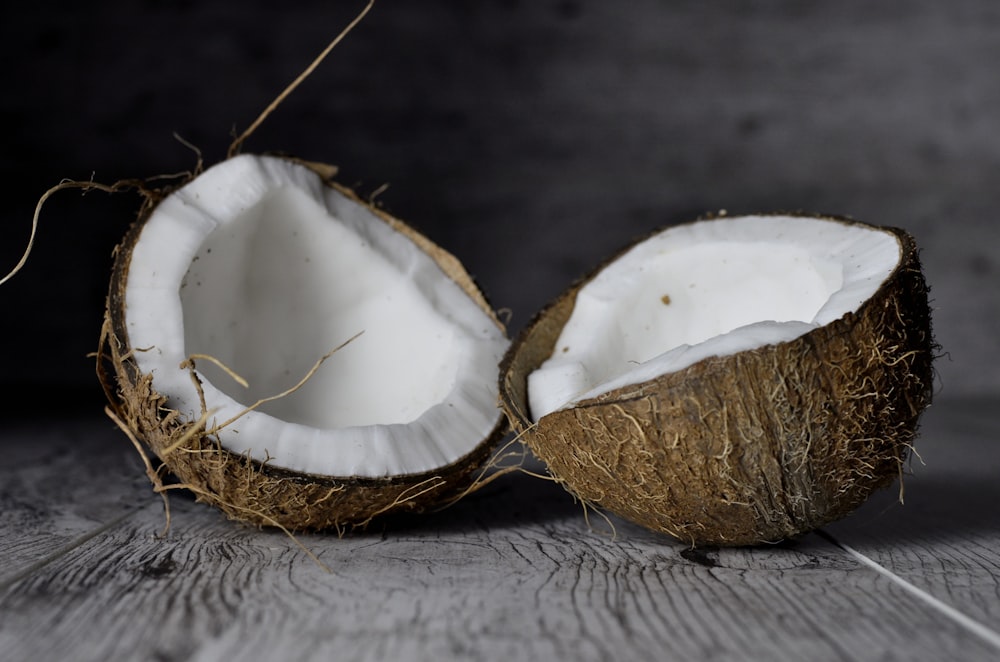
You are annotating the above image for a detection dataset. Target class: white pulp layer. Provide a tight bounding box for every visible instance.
[528,215,900,421]
[125,154,508,477]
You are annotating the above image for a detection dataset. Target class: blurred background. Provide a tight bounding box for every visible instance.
[2,0,997,418]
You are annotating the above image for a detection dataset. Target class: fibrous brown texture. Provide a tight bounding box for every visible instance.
[100,157,506,532]
[500,216,934,546]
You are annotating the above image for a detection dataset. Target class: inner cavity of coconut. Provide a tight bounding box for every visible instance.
[124,155,507,477]
[528,215,901,421]
[180,187,456,429]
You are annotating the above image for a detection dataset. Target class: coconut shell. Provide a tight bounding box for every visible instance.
[100,156,507,532]
[499,215,934,546]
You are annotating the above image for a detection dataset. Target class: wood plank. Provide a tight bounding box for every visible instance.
[0,418,156,586]
[825,397,1000,642]
[2,402,1000,662]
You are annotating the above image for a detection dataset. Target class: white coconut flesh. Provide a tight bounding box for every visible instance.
[528,215,902,421]
[124,154,507,478]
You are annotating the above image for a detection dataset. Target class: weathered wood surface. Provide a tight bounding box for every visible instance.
[1,398,998,661]
[826,398,1000,640]
[0,419,150,587]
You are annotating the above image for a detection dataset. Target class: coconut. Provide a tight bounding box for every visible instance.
[499,213,934,546]
[100,153,509,531]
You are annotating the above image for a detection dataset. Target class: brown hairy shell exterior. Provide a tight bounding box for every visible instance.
[100,156,507,532]
[500,215,934,546]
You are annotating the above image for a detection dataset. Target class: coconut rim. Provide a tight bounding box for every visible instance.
[105,153,510,487]
[499,211,923,430]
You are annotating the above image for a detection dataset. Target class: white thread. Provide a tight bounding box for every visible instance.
[823,532,1000,652]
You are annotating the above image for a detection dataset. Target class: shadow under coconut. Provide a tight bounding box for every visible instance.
[820,398,1000,544]
[826,469,1000,544]
[374,456,591,536]
[121,443,587,538]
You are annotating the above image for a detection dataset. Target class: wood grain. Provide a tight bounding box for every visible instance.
[2,399,999,661]
[826,398,1000,637]
[0,418,154,586]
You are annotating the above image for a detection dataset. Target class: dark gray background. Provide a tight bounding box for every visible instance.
[2,0,997,418]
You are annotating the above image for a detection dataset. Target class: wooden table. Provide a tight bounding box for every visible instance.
[2,396,998,661]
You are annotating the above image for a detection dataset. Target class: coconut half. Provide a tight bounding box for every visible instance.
[500,213,934,546]
[102,154,509,530]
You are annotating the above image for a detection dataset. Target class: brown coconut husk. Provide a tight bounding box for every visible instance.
[499,213,935,547]
[98,158,508,532]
